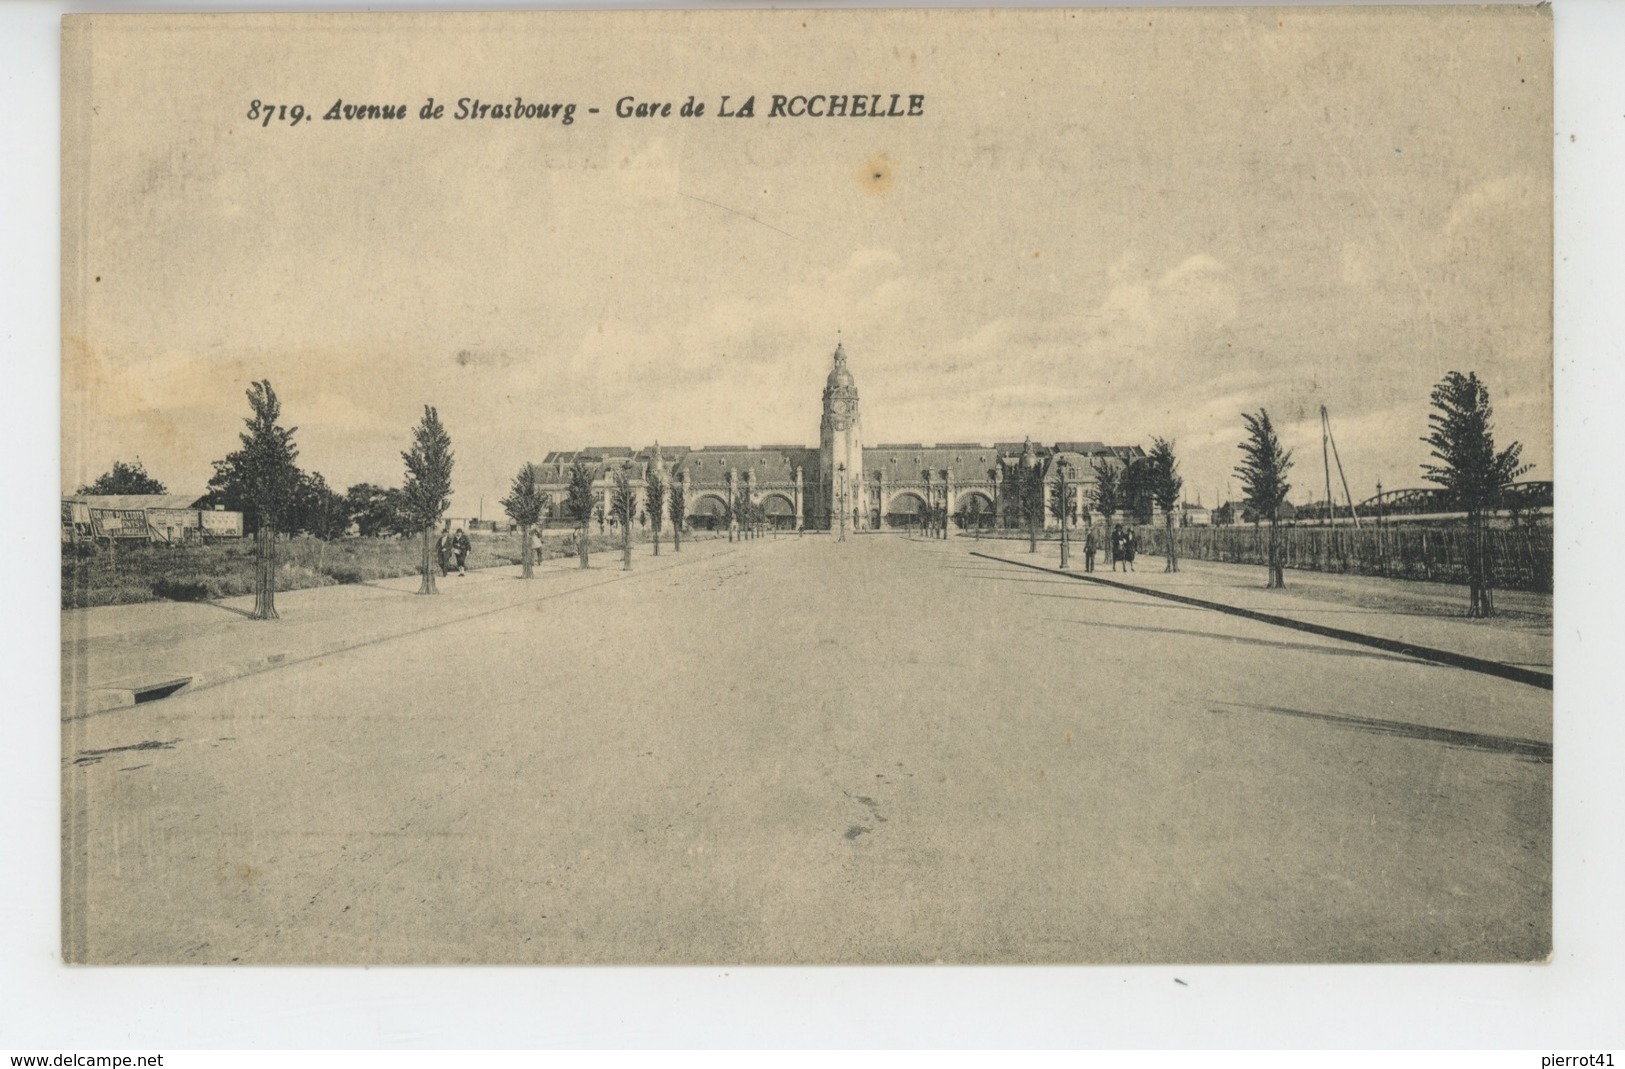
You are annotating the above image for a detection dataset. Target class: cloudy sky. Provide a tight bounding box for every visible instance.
[63,7,1551,516]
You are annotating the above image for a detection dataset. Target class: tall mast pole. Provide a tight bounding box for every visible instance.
[1323,405,1361,530]
[1321,405,1335,526]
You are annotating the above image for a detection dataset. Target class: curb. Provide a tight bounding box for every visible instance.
[87,675,197,712]
[67,544,741,719]
[969,550,1553,691]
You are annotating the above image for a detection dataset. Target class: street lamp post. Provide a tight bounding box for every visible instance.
[837,463,847,542]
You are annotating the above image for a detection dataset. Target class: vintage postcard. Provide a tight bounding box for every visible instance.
[61,7,1552,964]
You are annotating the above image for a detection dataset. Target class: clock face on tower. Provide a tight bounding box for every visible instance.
[834,399,853,416]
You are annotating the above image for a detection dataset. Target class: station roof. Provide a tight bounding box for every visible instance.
[1052,441,1110,455]
[867,446,1001,476]
[676,447,817,482]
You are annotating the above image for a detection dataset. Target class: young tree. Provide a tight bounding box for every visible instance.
[76,459,166,497]
[1148,437,1183,572]
[563,459,596,569]
[1048,475,1079,527]
[1047,467,1080,565]
[1016,463,1046,552]
[645,468,666,556]
[207,381,301,620]
[964,494,984,536]
[1235,409,1294,589]
[501,463,547,579]
[1090,458,1121,565]
[400,406,454,595]
[1120,457,1156,526]
[610,467,637,571]
[1421,370,1530,617]
[668,478,685,552]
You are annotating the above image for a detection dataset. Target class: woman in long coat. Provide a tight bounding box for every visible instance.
[452,527,472,576]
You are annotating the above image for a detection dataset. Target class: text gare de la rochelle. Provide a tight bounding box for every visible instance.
[243,93,925,127]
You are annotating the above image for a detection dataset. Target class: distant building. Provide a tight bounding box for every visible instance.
[61,493,244,543]
[531,343,1147,531]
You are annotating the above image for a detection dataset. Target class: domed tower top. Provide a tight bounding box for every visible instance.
[827,342,855,390]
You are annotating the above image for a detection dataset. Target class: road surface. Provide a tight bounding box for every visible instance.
[62,534,1550,963]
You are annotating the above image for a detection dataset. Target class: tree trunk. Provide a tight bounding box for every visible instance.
[1028,515,1037,553]
[578,525,590,569]
[674,522,682,553]
[1467,510,1492,617]
[1165,514,1178,573]
[520,522,533,579]
[252,524,279,619]
[1267,516,1284,588]
[622,522,632,571]
[418,526,436,594]
[653,525,661,556]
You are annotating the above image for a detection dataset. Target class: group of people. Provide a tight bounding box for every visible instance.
[1111,525,1138,571]
[1079,524,1137,572]
[435,525,472,577]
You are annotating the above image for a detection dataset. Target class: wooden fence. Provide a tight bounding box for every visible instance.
[1136,524,1553,593]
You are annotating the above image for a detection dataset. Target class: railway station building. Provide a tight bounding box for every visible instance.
[532,343,1146,532]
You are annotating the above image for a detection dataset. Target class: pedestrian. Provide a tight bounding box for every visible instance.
[1124,526,1137,572]
[453,526,471,576]
[530,526,544,563]
[1084,526,1097,572]
[1110,525,1124,571]
[435,524,452,577]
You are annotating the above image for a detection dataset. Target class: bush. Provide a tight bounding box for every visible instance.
[150,577,212,601]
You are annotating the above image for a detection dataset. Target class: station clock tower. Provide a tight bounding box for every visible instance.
[819,341,865,531]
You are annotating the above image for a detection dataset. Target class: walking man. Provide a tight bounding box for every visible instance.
[435,524,453,577]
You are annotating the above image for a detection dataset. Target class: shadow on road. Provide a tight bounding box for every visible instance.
[1055,616,1434,668]
[1211,700,1552,763]
[955,570,1076,586]
[1022,590,1207,613]
[184,600,257,620]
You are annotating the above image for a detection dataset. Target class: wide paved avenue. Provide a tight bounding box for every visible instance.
[64,534,1550,963]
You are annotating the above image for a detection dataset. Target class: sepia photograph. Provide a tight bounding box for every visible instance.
[57,6,1555,970]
